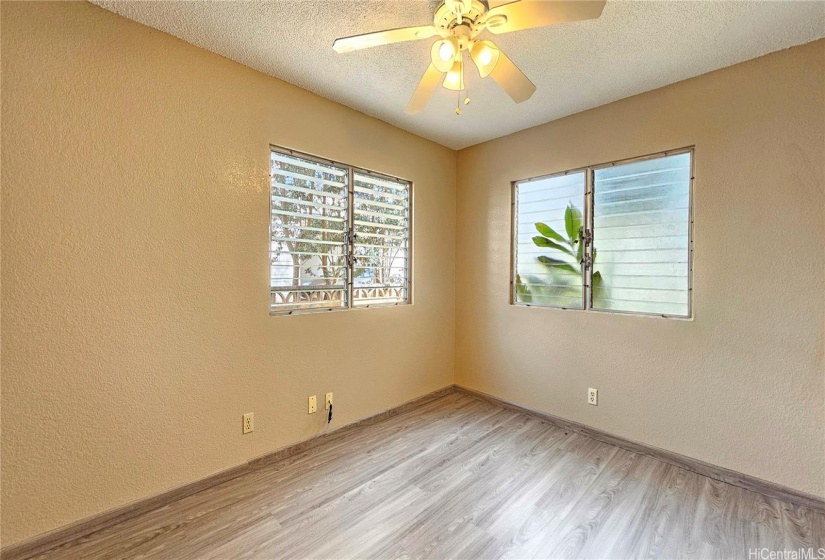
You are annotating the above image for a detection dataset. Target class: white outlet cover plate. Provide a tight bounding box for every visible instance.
[243,412,254,434]
[588,388,598,406]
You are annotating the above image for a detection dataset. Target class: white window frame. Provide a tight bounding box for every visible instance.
[511,147,694,319]
[270,145,413,316]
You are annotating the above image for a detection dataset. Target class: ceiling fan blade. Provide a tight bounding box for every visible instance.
[333,25,438,53]
[489,49,536,103]
[406,63,444,114]
[485,0,606,34]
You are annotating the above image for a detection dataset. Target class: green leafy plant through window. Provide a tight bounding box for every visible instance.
[516,203,603,308]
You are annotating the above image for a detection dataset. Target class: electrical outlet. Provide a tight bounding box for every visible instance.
[325,392,333,411]
[308,395,317,414]
[243,412,254,434]
[588,388,598,406]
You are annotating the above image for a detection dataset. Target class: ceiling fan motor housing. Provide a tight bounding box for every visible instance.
[434,0,489,48]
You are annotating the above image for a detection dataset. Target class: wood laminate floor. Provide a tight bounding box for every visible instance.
[29,393,824,559]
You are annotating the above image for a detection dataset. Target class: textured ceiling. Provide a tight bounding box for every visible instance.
[92,0,825,149]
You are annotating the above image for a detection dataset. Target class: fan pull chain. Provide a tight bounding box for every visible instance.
[455,54,462,115]
[456,53,468,114]
[461,53,470,106]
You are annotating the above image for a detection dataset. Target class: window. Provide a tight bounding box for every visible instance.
[512,149,693,318]
[270,147,411,315]
[513,170,587,309]
[351,171,411,307]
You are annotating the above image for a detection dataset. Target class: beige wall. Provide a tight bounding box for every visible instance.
[456,40,825,498]
[0,1,456,546]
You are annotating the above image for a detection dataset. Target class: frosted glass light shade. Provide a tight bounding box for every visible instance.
[431,37,459,73]
[442,60,464,91]
[470,40,500,78]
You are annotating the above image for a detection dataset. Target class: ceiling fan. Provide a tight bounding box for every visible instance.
[332,0,606,115]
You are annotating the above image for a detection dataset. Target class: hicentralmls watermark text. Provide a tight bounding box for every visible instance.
[748,549,825,560]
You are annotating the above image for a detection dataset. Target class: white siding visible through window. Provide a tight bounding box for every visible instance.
[592,153,692,317]
[269,148,412,315]
[512,149,693,318]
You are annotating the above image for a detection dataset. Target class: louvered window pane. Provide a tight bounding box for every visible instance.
[270,151,349,313]
[352,172,410,306]
[514,172,586,309]
[592,153,691,317]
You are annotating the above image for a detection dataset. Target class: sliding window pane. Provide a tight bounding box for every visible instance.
[592,152,691,317]
[513,172,586,309]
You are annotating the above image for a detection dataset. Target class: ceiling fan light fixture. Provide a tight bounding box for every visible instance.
[332,0,608,114]
[431,36,459,72]
[443,60,464,91]
[470,40,500,78]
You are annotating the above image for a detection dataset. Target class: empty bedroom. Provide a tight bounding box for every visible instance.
[1,0,823,558]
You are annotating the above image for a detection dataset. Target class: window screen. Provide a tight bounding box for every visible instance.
[512,149,693,318]
[270,147,411,315]
[513,172,586,309]
[592,153,691,316]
